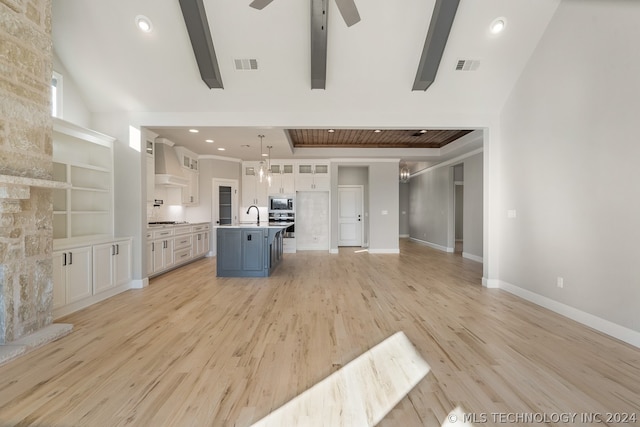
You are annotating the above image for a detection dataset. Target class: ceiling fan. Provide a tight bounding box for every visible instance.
[249,0,361,27]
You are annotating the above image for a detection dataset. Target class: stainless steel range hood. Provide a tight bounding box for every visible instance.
[154,138,189,187]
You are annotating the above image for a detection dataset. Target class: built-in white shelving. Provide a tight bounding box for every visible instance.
[52,118,115,241]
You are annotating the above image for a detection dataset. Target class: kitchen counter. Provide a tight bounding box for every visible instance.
[216,222,293,229]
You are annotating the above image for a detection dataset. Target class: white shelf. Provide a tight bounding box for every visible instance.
[53,119,115,241]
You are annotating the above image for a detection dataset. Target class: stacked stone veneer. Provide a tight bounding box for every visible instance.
[0,0,54,343]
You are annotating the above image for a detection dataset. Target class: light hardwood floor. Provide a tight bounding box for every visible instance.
[0,239,638,426]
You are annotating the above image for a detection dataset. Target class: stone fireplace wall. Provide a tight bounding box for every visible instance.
[0,0,54,343]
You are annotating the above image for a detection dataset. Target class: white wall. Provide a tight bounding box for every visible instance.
[52,52,90,128]
[498,0,640,341]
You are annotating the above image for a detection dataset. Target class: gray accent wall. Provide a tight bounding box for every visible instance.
[409,152,483,260]
[463,154,483,259]
[498,0,640,334]
[399,183,410,236]
[330,162,399,252]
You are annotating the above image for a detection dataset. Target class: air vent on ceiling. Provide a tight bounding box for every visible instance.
[234,58,258,71]
[455,59,480,71]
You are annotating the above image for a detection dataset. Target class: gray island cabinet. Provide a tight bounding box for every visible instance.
[216,224,288,277]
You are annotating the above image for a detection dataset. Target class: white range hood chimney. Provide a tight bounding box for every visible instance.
[154,138,189,187]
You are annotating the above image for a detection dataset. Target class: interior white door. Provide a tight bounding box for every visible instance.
[213,179,238,225]
[338,186,363,246]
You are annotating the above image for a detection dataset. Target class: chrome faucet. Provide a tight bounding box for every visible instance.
[246,205,260,225]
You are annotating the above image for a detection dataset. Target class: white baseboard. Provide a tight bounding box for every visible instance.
[482,277,500,288]
[409,238,453,253]
[329,248,339,254]
[368,249,400,254]
[462,252,483,263]
[130,278,148,289]
[498,280,640,349]
[53,281,131,320]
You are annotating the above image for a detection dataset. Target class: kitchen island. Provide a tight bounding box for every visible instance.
[216,223,291,277]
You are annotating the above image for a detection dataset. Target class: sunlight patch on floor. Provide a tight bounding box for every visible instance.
[250,331,430,427]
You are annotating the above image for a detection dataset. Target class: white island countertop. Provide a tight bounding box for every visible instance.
[216,222,293,229]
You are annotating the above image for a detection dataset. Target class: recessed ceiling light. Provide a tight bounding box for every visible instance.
[205,139,214,143]
[328,129,335,133]
[262,153,268,157]
[135,15,153,33]
[217,147,225,151]
[420,130,427,134]
[189,129,199,133]
[374,129,381,133]
[490,17,506,34]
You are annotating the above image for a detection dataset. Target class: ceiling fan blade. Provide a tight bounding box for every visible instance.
[334,0,361,27]
[249,0,274,10]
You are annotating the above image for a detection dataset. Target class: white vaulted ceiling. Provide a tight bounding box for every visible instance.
[51,0,560,161]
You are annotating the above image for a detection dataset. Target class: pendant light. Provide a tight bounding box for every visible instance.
[266,146,273,187]
[257,134,266,182]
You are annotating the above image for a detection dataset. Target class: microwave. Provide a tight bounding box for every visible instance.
[269,196,294,212]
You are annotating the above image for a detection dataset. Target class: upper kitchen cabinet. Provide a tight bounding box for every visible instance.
[144,129,157,204]
[175,147,199,206]
[242,162,268,207]
[296,162,330,191]
[268,163,295,195]
[52,118,115,241]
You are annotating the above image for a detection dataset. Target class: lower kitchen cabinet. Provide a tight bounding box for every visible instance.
[147,223,211,278]
[53,246,92,309]
[93,239,132,294]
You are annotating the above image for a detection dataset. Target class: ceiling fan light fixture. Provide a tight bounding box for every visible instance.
[490,17,506,34]
[135,15,153,33]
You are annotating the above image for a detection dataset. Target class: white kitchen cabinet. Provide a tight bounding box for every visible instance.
[175,146,199,171]
[92,239,132,294]
[192,223,211,256]
[242,162,268,207]
[181,168,199,206]
[150,229,175,274]
[147,223,211,278]
[268,163,295,195]
[296,162,330,191]
[53,246,93,308]
[52,118,115,240]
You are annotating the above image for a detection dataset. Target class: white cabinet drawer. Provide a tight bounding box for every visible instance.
[174,247,192,263]
[174,226,191,236]
[174,235,193,250]
[153,229,174,239]
[192,223,210,232]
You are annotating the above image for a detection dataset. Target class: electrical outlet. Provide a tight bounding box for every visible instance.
[557,277,564,288]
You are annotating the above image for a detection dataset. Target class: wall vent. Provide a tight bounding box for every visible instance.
[455,59,480,71]
[234,58,258,70]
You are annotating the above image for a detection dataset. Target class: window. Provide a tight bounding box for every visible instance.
[51,71,63,118]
